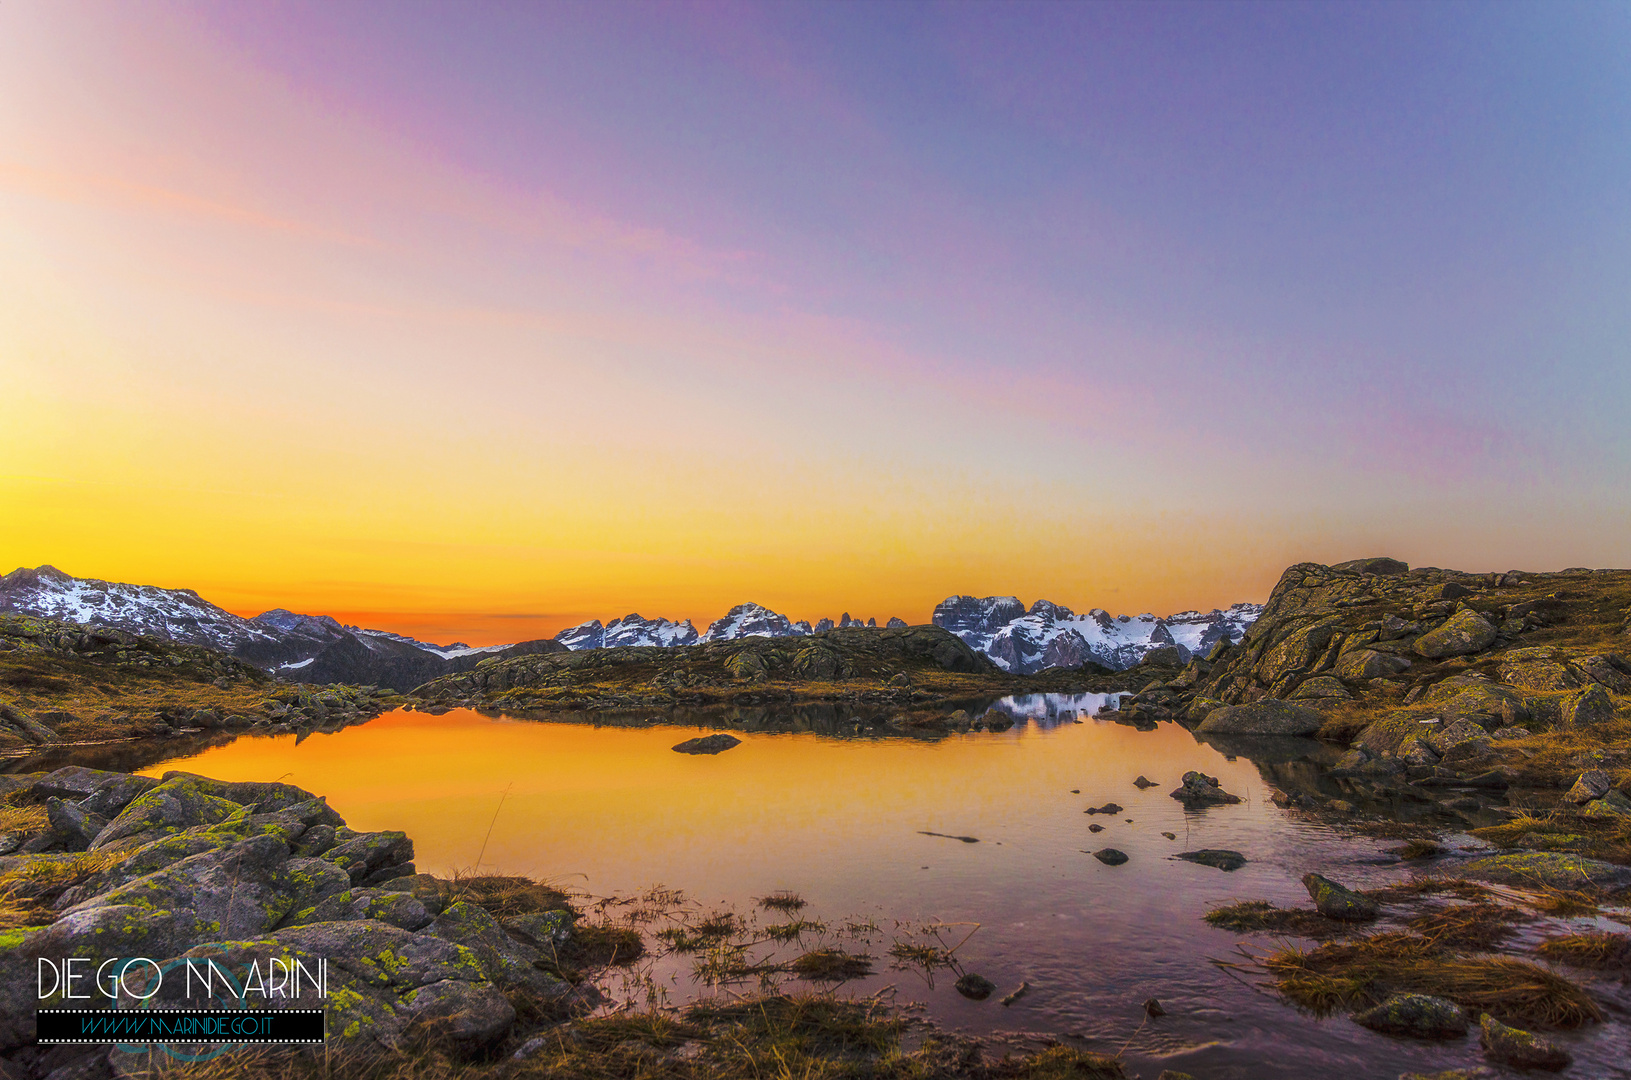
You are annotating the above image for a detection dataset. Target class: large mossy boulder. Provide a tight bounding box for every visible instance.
[1413,608,1497,659]
[1478,1014,1570,1071]
[1334,648,1411,681]
[1195,699,1324,736]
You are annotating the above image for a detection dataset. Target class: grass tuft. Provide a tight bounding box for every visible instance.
[1260,931,1601,1028]
[787,949,873,981]
[1537,931,1631,971]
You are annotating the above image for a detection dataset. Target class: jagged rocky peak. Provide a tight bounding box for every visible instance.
[931,593,1263,674]
[813,617,835,633]
[702,602,806,643]
[934,595,1027,636]
[886,617,908,628]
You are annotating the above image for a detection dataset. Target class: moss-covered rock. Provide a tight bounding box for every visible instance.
[1414,608,1497,659]
[1478,1013,1570,1071]
[1301,873,1379,921]
[1352,993,1467,1038]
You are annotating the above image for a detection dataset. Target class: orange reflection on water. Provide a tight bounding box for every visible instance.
[139,709,1270,909]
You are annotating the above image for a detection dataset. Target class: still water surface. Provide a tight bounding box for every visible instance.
[128,700,1624,1080]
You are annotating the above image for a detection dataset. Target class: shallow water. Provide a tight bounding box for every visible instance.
[88,700,1629,1078]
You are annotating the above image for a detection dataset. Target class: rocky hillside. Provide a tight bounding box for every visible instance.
[1113,557,1631,802]
[933,594,1262,673]
[0,567,564,691]
[0,614,400,751]
[414,625,1135,712]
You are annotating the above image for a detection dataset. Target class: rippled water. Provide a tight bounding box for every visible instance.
[78,699,1626,1078]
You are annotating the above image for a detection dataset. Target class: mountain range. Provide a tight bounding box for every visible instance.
[931,595,1263,673]
[0,566,1262,688]
[0,566,559,692]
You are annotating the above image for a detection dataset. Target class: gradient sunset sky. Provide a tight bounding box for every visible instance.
[4,1,1629,644]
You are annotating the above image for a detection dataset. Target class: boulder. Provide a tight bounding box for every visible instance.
[1577,653,1631,693]
[1498,649,1582,692]
[45,797,106,851]
[1563,769,1613,805]
[1175,849,1246,871]
[1335,649,1412,681]
[1352,994,1468,1039]
[1478,1014,1570,1071]
[89,776,244,850]
[1398,738,1441,768]
[1302,873,1379,921]
[1557,684,1615,729]
[1196,699,1323,736]
[1169,771,1241,805]
[1414,609,1497,658]
[1423,718,1490,757]
[1581,789,1631,820]
[1435,684,1530,731]
[672,734,742,755]
[1290,676,1350,700]
[321,830,414,884]
[1354,713,1436,757]
[1092,848,1128,866]
[426,900,574,1002]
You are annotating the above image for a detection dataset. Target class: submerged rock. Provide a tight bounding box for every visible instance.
[1092,848,1129,866]
[1478,1014,1570,1071]
[1302,873,1379,921]
[955,972,996,1000]
[672,733,743,755]
[1169,771,1242,805]
[1352,994,1468,1039]
[1176,849,1247,871]
[1084,802,1124,815]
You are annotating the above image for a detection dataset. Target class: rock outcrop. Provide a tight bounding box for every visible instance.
[0,767,592,1063]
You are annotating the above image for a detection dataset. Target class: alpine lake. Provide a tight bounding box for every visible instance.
[32,697,1631,1080]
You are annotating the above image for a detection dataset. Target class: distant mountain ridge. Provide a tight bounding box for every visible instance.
[932,595,1263,673]
[0,566,561,691]
[1,565,1263,686]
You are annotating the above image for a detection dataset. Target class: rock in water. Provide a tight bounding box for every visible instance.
[1351,994,1468,1038]
[1169,771,1242,805]
[955,973,996,1000]
[1195,698,1324,735]
[1302,873,1379,920]
[1176,849,1247,871]
[1092,848,1129,866]
[1084,802,1123,815]
[1413,608,1497,659]
[1133,775,1158,788]
[1087,823,1104,833]
[671,734,742,755]
[1478,1014,1570,1071]
[1143,997,1166,1017]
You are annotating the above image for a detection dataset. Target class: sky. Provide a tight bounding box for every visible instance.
[3,1,1629,644]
